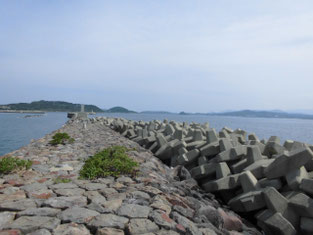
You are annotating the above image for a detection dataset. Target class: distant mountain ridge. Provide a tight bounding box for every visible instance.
[2,101,313,120]
[141,111,174,114]
[0,100,103,112]
[210,110,313,120]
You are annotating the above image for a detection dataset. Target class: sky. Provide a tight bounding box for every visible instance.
[1,0,313,112]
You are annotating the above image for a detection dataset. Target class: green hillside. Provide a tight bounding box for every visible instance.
[103,106,136,113]
[0,100,103,112]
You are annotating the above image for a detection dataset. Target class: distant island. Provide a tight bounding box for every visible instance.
[0,100,103,112]
[103,106,136,113]
[211,110,313,120]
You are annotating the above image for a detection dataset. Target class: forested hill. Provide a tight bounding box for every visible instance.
[0,100,103,112]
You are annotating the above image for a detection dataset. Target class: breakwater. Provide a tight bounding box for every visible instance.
[103,116,313,235]
[0,118,261,235]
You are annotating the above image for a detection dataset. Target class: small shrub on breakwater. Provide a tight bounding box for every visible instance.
[79,146,139,179]
[49,132,74,146]
[0,157,32,175]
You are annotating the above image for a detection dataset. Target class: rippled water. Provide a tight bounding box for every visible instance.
[1,112,313,156]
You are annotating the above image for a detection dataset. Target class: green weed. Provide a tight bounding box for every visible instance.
[49,132,74,146]
[0,157,32,175]
[79,146,139,179]
[54,177,72,184]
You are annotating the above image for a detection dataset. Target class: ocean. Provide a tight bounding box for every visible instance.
[1,112,313,156]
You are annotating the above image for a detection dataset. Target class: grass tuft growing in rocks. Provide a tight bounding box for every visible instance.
[54,177,72,184]
[49,132,74,146]
[0,156,32,175]
[79,146,139,179]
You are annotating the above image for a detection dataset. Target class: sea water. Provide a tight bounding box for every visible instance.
[1,112,313,156]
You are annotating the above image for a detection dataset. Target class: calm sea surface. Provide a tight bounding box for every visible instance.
[1,112,313,156]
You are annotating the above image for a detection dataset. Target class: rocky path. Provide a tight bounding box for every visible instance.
[0,118,261,235]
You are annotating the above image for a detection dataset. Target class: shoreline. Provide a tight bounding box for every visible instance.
[0,118,256,234]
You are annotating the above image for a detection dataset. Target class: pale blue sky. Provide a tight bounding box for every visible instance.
[1,0,313,112]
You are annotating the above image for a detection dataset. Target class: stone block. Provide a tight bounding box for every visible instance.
[244,159,274,179]
[246,146,263,165]
[88,214,129,230]
[304,159,313,171]
[206,129,218,144]
[289,193,313,218]
[183,136,194,143]
[249,141,266,154]
[215,146,247,162]
[239,171,260,193]
[230,134,245,144]
[177,149,200,166]
[8,216,60,234]
[146,134,156,142]
[268,136,280,144]
[256,210,296,235]
[193,129,204,141]
[198,156,208,165]
[127,129,136,139]
[173,129,183,140]
[284,140,294,151]
[222,126,233,133]
[199,142,219,157]
[178,147,188,155]
[156,133,167,147]
[155,144,172,160]
[201,122,210,130]
[263,187,288,213]
[165,124,175,135]
[263,142,285,157]
[216,162,231,179]
[190,163,216,180]
[259,178,282,190]
[170,155,178,167]
[59,207,99,223]
[219,139,232,152]
[127,219,159,234]
[300,217,313,234]
[248,133,259,142]
[142,129,148,138]
[148,142,158,153]
[263,187,298,228]
[230,158,249,174]
[186,140,206,151]
[0,212,16,230]
[202,174,241,192]
[290,141,307,151]
[172,140,186,153]
[148,122,156,131]
[117,204,151,218]
[300,178,313,196]
[219,130,230,138]
[264,147,313,179]
[286,166,308,190]
[228,190,265,212]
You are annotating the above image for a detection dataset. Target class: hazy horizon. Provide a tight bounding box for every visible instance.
[1,1,313,112]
